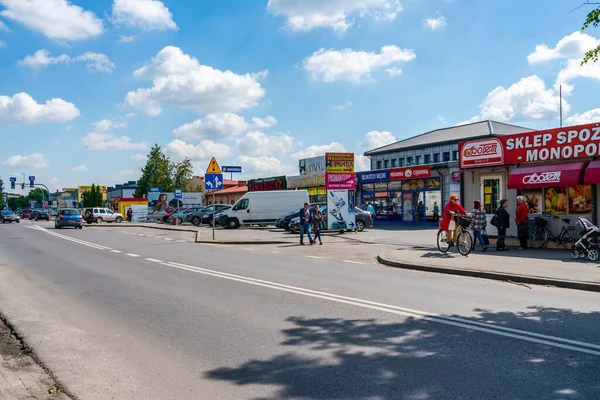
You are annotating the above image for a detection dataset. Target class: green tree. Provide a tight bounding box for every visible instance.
[134,145,173,197]
[581,3,600,65]
[83,184,103,207]
[173,158,194,192]
[0,178,5,210]
[27,188,49,202]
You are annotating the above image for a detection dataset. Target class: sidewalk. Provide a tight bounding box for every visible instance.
[378,246,600,292]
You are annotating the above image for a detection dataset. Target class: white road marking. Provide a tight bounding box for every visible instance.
[271,251,283,254]
[23,226,600,357]
[243,248,256,251]
[343,260,363,264]
[164,238,174,241]
[28,226,112,251]
[145,258,163,263]
[111,250,122,253]
[126,253,140,258]
[303,255,322,259]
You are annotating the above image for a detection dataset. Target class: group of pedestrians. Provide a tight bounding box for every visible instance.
[299,203,324,246]
[441,194,530,252]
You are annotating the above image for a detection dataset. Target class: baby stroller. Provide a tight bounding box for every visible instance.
[570,217,600,261]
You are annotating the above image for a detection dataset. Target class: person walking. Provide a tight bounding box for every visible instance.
[471,200,487,252]
[299,203,313,245]
[440,194,466,246]
[433,201,440,222]
[311,204,324,245]
[516,195,529,249]
[367,202,376,224]
[495,199,510,251]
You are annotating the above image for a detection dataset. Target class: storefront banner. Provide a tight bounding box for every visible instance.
[452,171,461,181]
[326,173,356,189]
[247,176,287,191]
[507,161,587,189]
[325,153,355,173]
[460,123,600,168]
[327,190,356,230]
[402,192,413,222]
[299,156,326,175]
[287,173,326,189]
[130,205,148,222]
[390,166,431,180]
[357,170,389,183]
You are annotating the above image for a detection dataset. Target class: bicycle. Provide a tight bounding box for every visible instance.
[437,214,474,256]
[529,214,578,250]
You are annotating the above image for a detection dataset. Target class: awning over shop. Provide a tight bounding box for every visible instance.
[507,161,587,189]
[584,161,600,184]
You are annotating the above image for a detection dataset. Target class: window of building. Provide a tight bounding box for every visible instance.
[452,150,458,161]
[377,160,382,169]
[391,159,397,168]
[433,153,440,163]
[398,158,404,167]
[384,159,389,168]
[424,154,431,164]
[443,152,450,162]
[407,156,413,165]
[415,155,421,165]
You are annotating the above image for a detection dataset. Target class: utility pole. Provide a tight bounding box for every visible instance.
[559,84,563,128]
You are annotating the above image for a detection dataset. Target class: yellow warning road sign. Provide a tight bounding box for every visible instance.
[206,157,221,174]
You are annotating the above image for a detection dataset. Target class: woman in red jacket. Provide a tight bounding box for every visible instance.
[440,194,467,245]
[516,195,529,249]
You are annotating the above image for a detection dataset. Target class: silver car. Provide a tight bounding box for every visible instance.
[1,210,20,223]
[83,208,124,224]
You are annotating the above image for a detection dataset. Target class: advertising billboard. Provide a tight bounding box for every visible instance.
[77,185,107,203]
[287,173,326,189]
[146,192,203,220]
[247,176,287,191]
[325,153,354,173]
[389,166,431,180]
[299,156,326,175]
[327,190,356,230]
[326,173,356,190]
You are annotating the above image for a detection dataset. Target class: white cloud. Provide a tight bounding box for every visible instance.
[119,34,135,43]
[82,133,148,151]
[291,142,347,159]
[235,155,284,176]
[18,49,115,72]
[49,177,59,185]
[0,19,8,31]
[252,116,277,129]
[0,92,80,125]
[424,15,446,31]
[92,118,128,132]
[114,169,138,183]
[111,0,177,31]
[386,67,403,77]
[556,58,600,86]
[3,153,48,168]
[527,31,600,64]
[565,108,600,126]
[0,0,103,41]
[437,114,447,124]
[124,46,267,115]
[331,101,353,110]
[464,75,569,123]
[70,164,88,172]
[355,155,371,172]
[267,0,402,33]
[172,113,249,140]
[131,153,146,161]
[304,45,415,83]
[236,131,296,156]
[165,139,231,161]
[358,130,396,150]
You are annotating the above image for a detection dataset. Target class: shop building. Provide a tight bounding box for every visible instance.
[363,120,534,223]
[201,178,247,205]
[287,156,327,203]
[459,122,600,238]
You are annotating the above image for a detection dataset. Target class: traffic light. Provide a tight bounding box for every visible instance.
[11,181,15,189]
[30,179,34,188]
[21,183,24,190]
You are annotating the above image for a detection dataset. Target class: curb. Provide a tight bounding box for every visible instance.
[85,224,197,233]
[376,255,600,293]
[195,240,290,245]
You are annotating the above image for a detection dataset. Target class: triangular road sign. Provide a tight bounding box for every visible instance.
[206,157,221,174]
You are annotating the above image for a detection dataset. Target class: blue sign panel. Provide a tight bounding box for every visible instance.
[28,176,35,181]
[357,170,389,183]
[222,166,242,173]
[147,187,162,193]
[205,173,223,190]
[174,188,183,199]
[9,177,16,182]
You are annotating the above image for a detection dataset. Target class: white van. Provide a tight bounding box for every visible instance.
[222,190,309,229]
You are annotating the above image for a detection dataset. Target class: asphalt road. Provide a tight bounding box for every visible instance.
[0,220,598,400]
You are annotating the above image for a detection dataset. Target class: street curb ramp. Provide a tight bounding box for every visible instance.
[376,254,600,293]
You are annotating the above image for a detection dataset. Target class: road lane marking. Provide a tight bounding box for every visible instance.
[22,226,600,357]
[145,258,163,263]
[243,248,256,251]
[126,253,140,258]
[159,261,600,357]
[271,251,283,254]
[28,226,112,250]
[343,260,363,264]
[111,250,122,253]
[303,255,322,259]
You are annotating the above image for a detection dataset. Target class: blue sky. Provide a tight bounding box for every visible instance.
[1,0,599,193]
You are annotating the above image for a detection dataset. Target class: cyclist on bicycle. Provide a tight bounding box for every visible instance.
[441,194,467,246]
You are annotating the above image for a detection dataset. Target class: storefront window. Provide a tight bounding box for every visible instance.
[426,178,441,190]
[402,179,425,191]
[384,160,389,168]
[522,189,542,214]
[544,187,567,214]
[427,191,442,222]
[433,153,440,163]
[362,183,374,192]
[374,182,388,191]
[391,159,397,168]
[424,154,431,164]
[388,181,403,191]
[568,185,592,214]
[399,158,405,167]
[483,179,500,214]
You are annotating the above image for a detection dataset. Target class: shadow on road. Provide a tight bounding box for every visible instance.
[206,307,600,399]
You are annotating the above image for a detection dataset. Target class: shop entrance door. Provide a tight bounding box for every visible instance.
[413,192,425,222]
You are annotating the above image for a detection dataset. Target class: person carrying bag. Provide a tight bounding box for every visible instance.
[491,199,510,251]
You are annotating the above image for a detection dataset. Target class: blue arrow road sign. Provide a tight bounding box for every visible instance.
[174,188,183,199]
[28,176,35,181]
[205,173,223,190]
[222,166,242,173]
[9,177,16,182]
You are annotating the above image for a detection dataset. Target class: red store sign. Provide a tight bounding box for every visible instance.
[389,166,431,180]
[460,122,600,168]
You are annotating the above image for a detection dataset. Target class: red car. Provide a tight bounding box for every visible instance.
[21,209,32,219]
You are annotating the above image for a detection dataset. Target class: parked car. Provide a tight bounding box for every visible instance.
[289,206,373,233]
[221,190,310,229]
[35,210,50,221]
[83,208,124,224]
[165,207,204,224]
[0,210,20,223]
[275,202,326,231]
[188,205,230,226]
[185,206,209,223]
[29,209,42,220]
[209,208,233,227]
[55,208,83,229]
[20,209,32,219]
[203,206,231,225]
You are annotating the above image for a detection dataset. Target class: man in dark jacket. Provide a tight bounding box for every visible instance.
[495,199,510,251]
[299,203,313,245]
